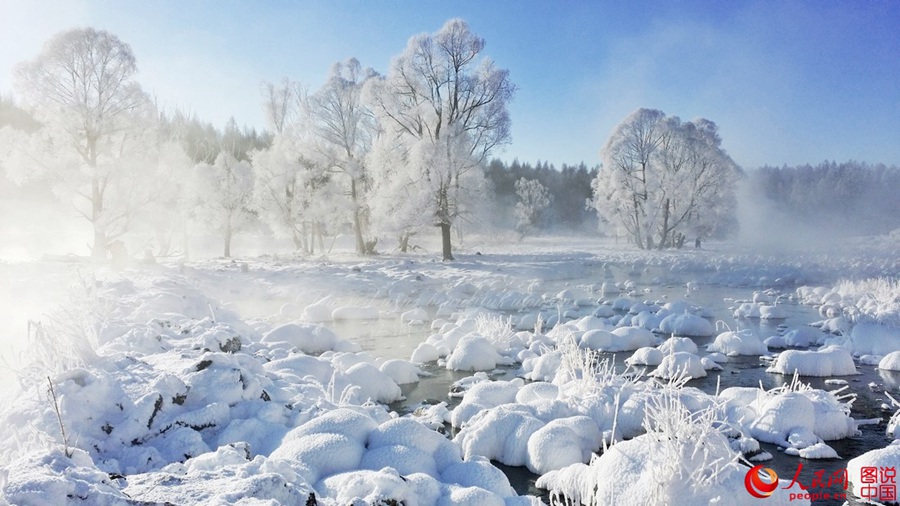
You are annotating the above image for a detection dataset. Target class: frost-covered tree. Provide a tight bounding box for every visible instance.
[514,177,551,238]
[260,78,305,136]
[590,108,739,249]
[11,28,151,257]
[193,151,254,257]
[251,136,332,253]
[308,59,378,255]
[253,78,335,254]
[365,18,515,260]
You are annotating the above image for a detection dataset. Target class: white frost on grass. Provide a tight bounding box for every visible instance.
[536,392,806,506]
[720,375,861,450]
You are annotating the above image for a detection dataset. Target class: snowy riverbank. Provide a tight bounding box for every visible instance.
[1,236,899,505]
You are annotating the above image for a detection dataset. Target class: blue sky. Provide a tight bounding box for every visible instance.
[2,0,899,169]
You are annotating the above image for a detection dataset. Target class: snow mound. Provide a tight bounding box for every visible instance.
[446,334,502,371]
[451,378,525,427]
[608,326,660,352]
[650,351,707,380]
[342,362,404,403]
[780,326,827,348]
[768,346,858,377]
[379,359,423,384]
[722,379,861,448]
[658,313,714,337]
[707,330,768,356]
[879,351,900,371]
[410,342,441,363]
[454,405,544,467]
[260,322,342,354]
[848,442,900,505]
[578,329,616,351]
[536,397,805,506]
[852,322,900,357]
[658,336,699,355]
[625,347,664,366]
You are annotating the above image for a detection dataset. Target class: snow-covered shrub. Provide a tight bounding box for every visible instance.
[536,391,805,505]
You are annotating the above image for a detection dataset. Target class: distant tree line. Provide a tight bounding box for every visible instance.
[0,21,515,260]
[750,161,900,235]
[484,159,598,233]
[3,29,897,260]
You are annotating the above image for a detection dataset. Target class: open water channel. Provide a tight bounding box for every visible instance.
[222,261,895,505]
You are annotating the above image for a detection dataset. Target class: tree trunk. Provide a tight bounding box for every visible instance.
[399,233,409,253]
[224,221,232,258]
[291,228,303,251]
[300,223,309,254]
[91,176,106,258]
[440,223,454,261]
[351,179,366,255]
[659,198,670,250]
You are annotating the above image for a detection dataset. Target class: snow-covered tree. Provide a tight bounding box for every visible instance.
[11,28,151,257]
[260,78,305,136]
[590,108,739,249]
[514,177,551,238]
[251,135,333,253]
[193,151,254,257]
[364,18,515,260]
[253,78,337,254]
[308,59,378,255]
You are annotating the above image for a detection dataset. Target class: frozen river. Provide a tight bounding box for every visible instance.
[3,241,898,505]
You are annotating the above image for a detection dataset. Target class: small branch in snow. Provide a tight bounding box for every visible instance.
[47,376,72,458]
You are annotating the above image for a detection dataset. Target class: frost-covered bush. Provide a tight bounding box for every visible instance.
[537,392,805,505]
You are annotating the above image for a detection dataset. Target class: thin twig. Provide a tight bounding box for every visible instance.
[47,376,72,458]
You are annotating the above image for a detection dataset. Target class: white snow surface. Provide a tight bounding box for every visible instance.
[2,237,900,505]
[707,330,768,356]
[767,346,858,377]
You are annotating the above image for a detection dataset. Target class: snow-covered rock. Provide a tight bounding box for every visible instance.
[768,346,858,377]
[707,330,768,356]
[658,313,714,337]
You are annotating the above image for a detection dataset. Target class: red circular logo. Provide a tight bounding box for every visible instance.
[745,464,779,498]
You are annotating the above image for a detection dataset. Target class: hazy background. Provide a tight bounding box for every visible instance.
[2,0,899,169]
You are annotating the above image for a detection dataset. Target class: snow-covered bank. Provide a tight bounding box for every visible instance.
[2,236,899,505]
[0,272,539,505]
